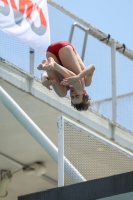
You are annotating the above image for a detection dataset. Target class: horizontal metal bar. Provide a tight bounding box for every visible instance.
[72,22,89,32]
[92,92,133,105]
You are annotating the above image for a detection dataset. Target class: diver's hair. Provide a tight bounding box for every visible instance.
[71,94,91,111]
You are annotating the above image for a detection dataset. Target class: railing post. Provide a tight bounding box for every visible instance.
[97,102,101,113]
[68,22,89,61]
[111,40,117,122]
[111,40,117,138]
[30,48,34,75]
[69,22,76,43]
[57,116,64,187]
[81,28,89,61]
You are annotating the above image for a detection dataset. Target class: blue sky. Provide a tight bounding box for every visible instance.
[54,0,133,51]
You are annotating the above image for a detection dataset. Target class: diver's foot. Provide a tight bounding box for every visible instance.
[37,57,55,71]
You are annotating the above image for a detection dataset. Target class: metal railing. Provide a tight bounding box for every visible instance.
[92,92,133,112]
[68,22,89,61]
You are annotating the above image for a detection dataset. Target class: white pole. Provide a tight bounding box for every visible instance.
[30,48,34,75]
[111,40,117,123]
[111,40,117,140]
[58,116,64,186]
[0,87,86,184]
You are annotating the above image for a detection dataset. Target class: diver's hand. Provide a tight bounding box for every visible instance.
[41,73,56,90]
[60,75,79,86]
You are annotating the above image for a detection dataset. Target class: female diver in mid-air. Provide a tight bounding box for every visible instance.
[37,41,95,111]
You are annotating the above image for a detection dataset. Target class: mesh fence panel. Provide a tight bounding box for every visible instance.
[85,35,112,101]
[116,52,133,131]
[95,100,112,120]
[34,51,45,79]
[48,4,75,42]
[92,51,133,131]
[63,118,133,186]
[117,95,133,131]
[116,52,133,95]
[0,30,30,72]
[93,94,133,132]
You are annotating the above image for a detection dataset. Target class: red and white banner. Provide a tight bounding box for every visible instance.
[0,0,50,54]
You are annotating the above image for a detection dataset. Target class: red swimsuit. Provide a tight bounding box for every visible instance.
[46,41,74,63]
